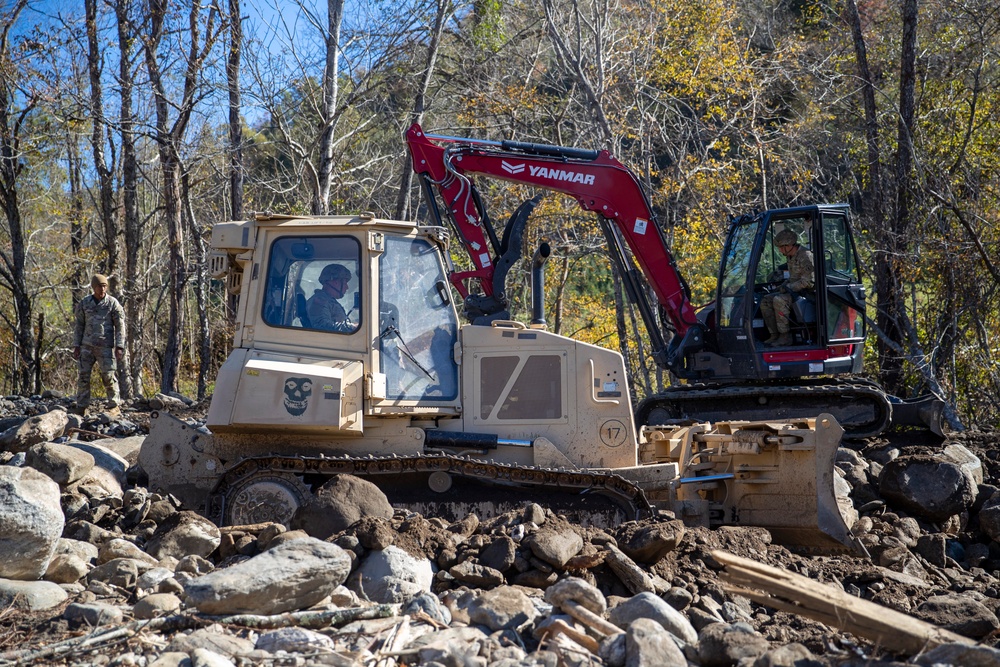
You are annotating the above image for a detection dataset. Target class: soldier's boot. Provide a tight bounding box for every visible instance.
[762,311,779,344]
[771,333,794,346]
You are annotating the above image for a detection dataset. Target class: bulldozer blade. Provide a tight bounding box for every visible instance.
[780,414,869,556]
[886,393,946,437]
[662,414,868,555]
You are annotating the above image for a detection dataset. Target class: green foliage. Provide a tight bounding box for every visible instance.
[471,0,507,53]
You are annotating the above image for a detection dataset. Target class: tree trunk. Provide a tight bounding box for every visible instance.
[394,0,449,220]
[116,0,141,399]
[877,0,919,393]
[610,263,633,386]
[144,9,187,394]
[313,0,345,215]
[141,0,221,393]
[0,0,35,394]
[159,153,186,394]
[34,312,43,395]
[228,0,244,221]
[85,0,118,277]
[844,0,900,392]
[182,169,211,401]
[66,127,85,306]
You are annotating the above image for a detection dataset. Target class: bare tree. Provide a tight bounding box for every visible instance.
[140,0,224,393]
[0,0,37,394]
[227,0,244,221]
[181,166,211,400]
[394,0,453,220]
[116,0,143,398]
[870,0,920,394]
[85,0,118,277]
[313,0,345,215]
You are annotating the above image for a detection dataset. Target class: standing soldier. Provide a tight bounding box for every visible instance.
[73,274,125,413]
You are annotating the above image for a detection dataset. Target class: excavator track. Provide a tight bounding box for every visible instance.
[207,452,655,528]
[636,378,892,440]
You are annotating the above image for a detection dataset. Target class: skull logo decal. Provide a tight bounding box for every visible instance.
[283,377,312,416]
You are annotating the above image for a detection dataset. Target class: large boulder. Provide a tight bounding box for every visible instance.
[523,520,583,568]
[0,578,68,611]
[26,442,95,486]
[64,440,130,498]
[615,519,686,564]
[349,545,434,604]
[878,455,976,521]
[0,466,64,580]
[184,537,351,615]
[291,475,393,540]
[145,511,221,560]
[85,435,145,467]
[915,594,1000,640]
[0,411,69,454]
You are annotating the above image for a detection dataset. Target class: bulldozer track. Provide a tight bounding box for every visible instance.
[207,452,655,526]
[636,377,892,439]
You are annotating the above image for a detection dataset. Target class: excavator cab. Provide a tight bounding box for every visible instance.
[712,204,867,381]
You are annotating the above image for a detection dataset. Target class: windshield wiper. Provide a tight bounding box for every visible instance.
[379,325,437,381]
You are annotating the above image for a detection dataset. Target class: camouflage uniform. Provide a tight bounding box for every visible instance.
[306,288,353,332]
[74,293,125,408]
[761,246,815,336]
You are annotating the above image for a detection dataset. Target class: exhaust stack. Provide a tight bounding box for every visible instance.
[530,243,551,328]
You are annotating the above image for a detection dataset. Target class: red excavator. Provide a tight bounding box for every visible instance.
[406,124,943,439]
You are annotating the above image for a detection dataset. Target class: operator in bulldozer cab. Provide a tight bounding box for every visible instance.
[307,263,357,332]
[761,229,815,346]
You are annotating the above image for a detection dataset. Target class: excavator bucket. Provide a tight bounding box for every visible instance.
[887,393,946,437]
[641,414,867,555]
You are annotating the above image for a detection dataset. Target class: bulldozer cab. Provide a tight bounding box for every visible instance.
[712,205,867,380]
[206,215,464,435]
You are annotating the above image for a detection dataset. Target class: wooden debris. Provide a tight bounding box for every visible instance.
[373,616,411,667]
[712,550,974,655]
[208,604,397,630]
[0,605,397,666]
[219,522,279,534]
[540,618,601,654]
[561,600,623,638]
[604,544,657,595]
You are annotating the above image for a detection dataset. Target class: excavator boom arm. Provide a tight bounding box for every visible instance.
[406,124,700,347]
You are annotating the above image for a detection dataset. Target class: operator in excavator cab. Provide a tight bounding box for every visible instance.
[307,263,357,333]
[761,229,814,346]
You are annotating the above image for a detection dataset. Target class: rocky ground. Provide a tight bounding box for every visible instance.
[0,393,999,667]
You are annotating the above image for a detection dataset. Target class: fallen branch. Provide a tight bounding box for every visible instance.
[712,550,973,655]
[0,614,203,666]
[208,604,398,630]
[0,604,398,666]
[539,618,601,654]
[604,544,656,595]
[219,522,283,534]
[561,600,623,638]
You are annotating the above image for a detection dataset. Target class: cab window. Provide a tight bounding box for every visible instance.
[822,214,859,282]
[262,236,362,334]
[378,236,459,401]
[756,216,813,286]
